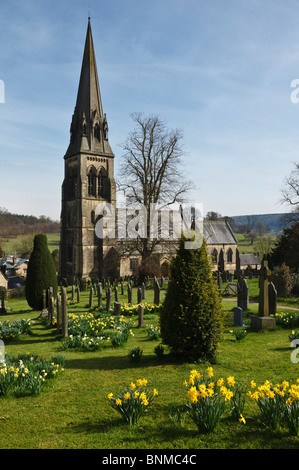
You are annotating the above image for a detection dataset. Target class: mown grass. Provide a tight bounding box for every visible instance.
[0,286,299,450]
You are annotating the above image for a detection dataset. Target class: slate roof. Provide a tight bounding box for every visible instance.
[239,253,261,266]
[203,221,237,245]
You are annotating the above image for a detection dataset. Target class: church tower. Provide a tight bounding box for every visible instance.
[59,18,116,283]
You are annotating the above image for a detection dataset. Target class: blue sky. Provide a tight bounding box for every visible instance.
[0,0,299,221]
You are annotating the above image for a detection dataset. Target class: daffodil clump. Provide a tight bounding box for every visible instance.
[62,312,133,350]
[247,378,299,435]
[0,353,65,397]
[107,379,158,426]
[0,319,32,342]
[183,368,245,433]
[275,312,299,329]
[120,303,162,316]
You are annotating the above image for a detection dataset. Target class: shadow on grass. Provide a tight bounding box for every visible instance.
[65,352,186,371]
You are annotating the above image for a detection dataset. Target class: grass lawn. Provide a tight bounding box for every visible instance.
[0,285,299,450]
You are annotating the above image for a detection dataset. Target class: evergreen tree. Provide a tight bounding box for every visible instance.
[159,237,224,362]
[25,234,58,310]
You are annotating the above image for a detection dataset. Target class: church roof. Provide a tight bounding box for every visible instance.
[239,253,261,266]
[203,221,237,245]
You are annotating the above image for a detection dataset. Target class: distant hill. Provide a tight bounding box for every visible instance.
[231,213,288,235]
[0,208,60,238]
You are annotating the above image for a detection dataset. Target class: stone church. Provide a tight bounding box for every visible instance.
[59,19,238,283]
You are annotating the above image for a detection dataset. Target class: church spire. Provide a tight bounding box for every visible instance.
[66,18,113,158]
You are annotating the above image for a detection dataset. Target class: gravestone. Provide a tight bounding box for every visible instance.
[137,287,142,304]
[97,283,102,309]
[106,287,112,312]
[237,277,249,311]
[114,286,119,302]
[61,287,68,338]
[89,287,94,308]
[138,304,144,328]
[141,282,145,300]
[127,284,132,304]
[50,297,55,325]
[114,302,121,316]
[268,281,277,316]
[0,297,6,314]
[71,285,75,301]
[233,307,246,327]
[77,286,80,303]
[56,293,62,333]
[40,289,48,317]
[251,259,276,331]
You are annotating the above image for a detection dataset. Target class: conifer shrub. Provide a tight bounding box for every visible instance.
[159,237,224,362]
[25,234,58,310]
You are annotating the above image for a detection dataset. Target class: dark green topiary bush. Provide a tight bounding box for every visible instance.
[159,237,224,363]
[25,234,58,310]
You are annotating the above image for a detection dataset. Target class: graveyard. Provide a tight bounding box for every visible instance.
[1,271,299,450]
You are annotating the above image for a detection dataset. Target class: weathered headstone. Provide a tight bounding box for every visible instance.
[138,304,144,328]
[137,287,142,304]
[141,282,145,300]
[233,307,246,327]
[61,287,68,338]
[127,284,132,304]
[77,286,80,303]
[50,297,55,325]
[237,277,249,311]
[106,287,112,312]
[97,283,102,308]
[40,289,48,317]
[258,260,271,317]
[114,286,119,302]
[89,287,94,308]
[114,301,121,316]
[71,285,75,301]
[217,272,222,290]
[251,259,276,331]
[56,293,62,333]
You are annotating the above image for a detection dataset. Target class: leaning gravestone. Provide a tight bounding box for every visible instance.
[237,277,249,311]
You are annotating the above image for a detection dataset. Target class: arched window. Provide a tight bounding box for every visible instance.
[211,248,218,264]
[227,248,233,263]
[88,167,97,197]
[98,168,107,198]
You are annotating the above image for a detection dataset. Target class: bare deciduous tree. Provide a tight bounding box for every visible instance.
[116,112,193,273]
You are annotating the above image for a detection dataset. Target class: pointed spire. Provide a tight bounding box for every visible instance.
[66,18,113,158]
